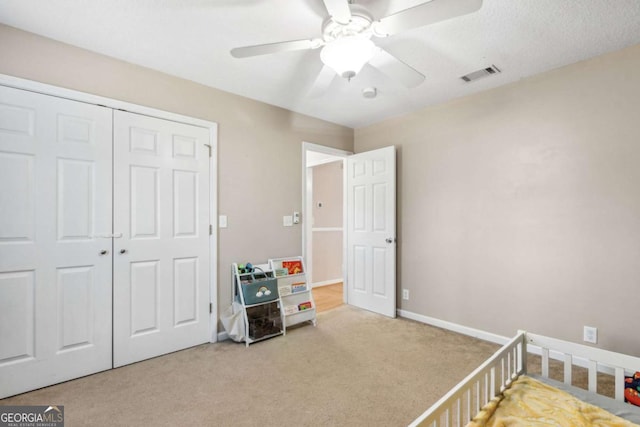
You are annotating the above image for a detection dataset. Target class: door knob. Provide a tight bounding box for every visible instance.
[385,238,396,244]
[99,249,109,255]
[119,249,127,254]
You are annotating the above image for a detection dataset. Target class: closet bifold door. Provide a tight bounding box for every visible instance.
[112,110,210,367]
[0,85,113,398]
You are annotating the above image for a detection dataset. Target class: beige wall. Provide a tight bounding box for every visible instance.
[311,231,342,284]
[312,161,343,228]
[0,24,354,323]
[311,161,343,284]
[356,43,640,355]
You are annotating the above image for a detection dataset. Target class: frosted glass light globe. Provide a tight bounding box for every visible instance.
[320,36,376,79]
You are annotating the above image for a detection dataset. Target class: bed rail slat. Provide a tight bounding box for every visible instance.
[615,367,625,401]
[465,388,471,422]
[520,341,527,372]
[474,381,480,416]
[483,373,489,406]
[564,353,572,385]
[588,360,598,393]
[490,366,496,398]
[541,347,550,378]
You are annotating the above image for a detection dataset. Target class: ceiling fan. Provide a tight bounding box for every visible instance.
[230,0,483,93]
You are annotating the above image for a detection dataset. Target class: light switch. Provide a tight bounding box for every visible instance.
[219,215,228,228]
[283,216,293,227]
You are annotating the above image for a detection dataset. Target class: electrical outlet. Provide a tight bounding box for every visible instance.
[583,326,597,344]
[402,289,409,300]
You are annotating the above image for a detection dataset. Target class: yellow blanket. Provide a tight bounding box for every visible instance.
[467,375,639,427]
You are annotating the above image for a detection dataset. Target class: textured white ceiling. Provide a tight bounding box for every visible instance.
[1,0,639,128]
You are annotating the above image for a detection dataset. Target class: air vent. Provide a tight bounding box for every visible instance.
[461,65,501,83]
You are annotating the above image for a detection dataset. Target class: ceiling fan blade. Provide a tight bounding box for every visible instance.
[231,39,322,58]
[308,65,336,98]
[368,48,425,88]
[322,0,352,25]
[373,0,483,37]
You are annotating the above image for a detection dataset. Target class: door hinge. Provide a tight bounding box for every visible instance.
[204,144,212,157]
[209,303,213,314]
[209,224,213,235]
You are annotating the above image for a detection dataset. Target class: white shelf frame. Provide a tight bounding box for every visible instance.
[269,256,317,334]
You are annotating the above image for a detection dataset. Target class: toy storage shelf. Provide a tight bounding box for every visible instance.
[232,262,283,347]
[269,256,317,333]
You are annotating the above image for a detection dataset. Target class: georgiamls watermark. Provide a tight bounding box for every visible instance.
[0,405,64,427]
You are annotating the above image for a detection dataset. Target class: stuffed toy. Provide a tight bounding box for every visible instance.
[625,372,640,407]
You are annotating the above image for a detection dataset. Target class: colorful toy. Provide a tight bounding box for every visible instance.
[237,263,255,274]
[625,372,640,407]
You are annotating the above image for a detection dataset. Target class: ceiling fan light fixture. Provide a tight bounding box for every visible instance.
[320,36,376,79]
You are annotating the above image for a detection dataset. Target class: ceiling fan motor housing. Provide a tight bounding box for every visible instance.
[321,10,372,42]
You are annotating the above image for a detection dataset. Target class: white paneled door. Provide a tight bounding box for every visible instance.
[112,111,210,367]
[0,86,113,397]
[346,146,396,318]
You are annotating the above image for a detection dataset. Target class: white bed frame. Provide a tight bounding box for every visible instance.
[410,330,640,427]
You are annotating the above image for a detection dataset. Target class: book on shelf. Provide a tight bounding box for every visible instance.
[291,282,306,293]
[274,268,289,277]
[279,285,292,296]
[282,260,303,275]
[284,305,299,315]
[298,301,312,311]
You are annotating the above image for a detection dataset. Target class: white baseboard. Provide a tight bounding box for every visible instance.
[397,309,509,345]
[311,279,343,288]
[396,309,615,375]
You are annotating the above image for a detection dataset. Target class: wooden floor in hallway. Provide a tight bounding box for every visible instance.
[312,283,344,313]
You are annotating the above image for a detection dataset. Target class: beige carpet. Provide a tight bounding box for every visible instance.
[1,305,500,426]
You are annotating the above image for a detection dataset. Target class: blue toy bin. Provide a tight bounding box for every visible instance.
[240,268,278,305]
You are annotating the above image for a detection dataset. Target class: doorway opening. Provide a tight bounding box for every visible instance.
[302,142,351,313]
[303,142,397,318]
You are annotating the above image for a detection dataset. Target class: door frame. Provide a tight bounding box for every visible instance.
[301,142,351,302]
[0,73,220,343]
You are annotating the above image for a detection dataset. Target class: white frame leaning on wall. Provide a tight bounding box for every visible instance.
[0,73,220,342]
